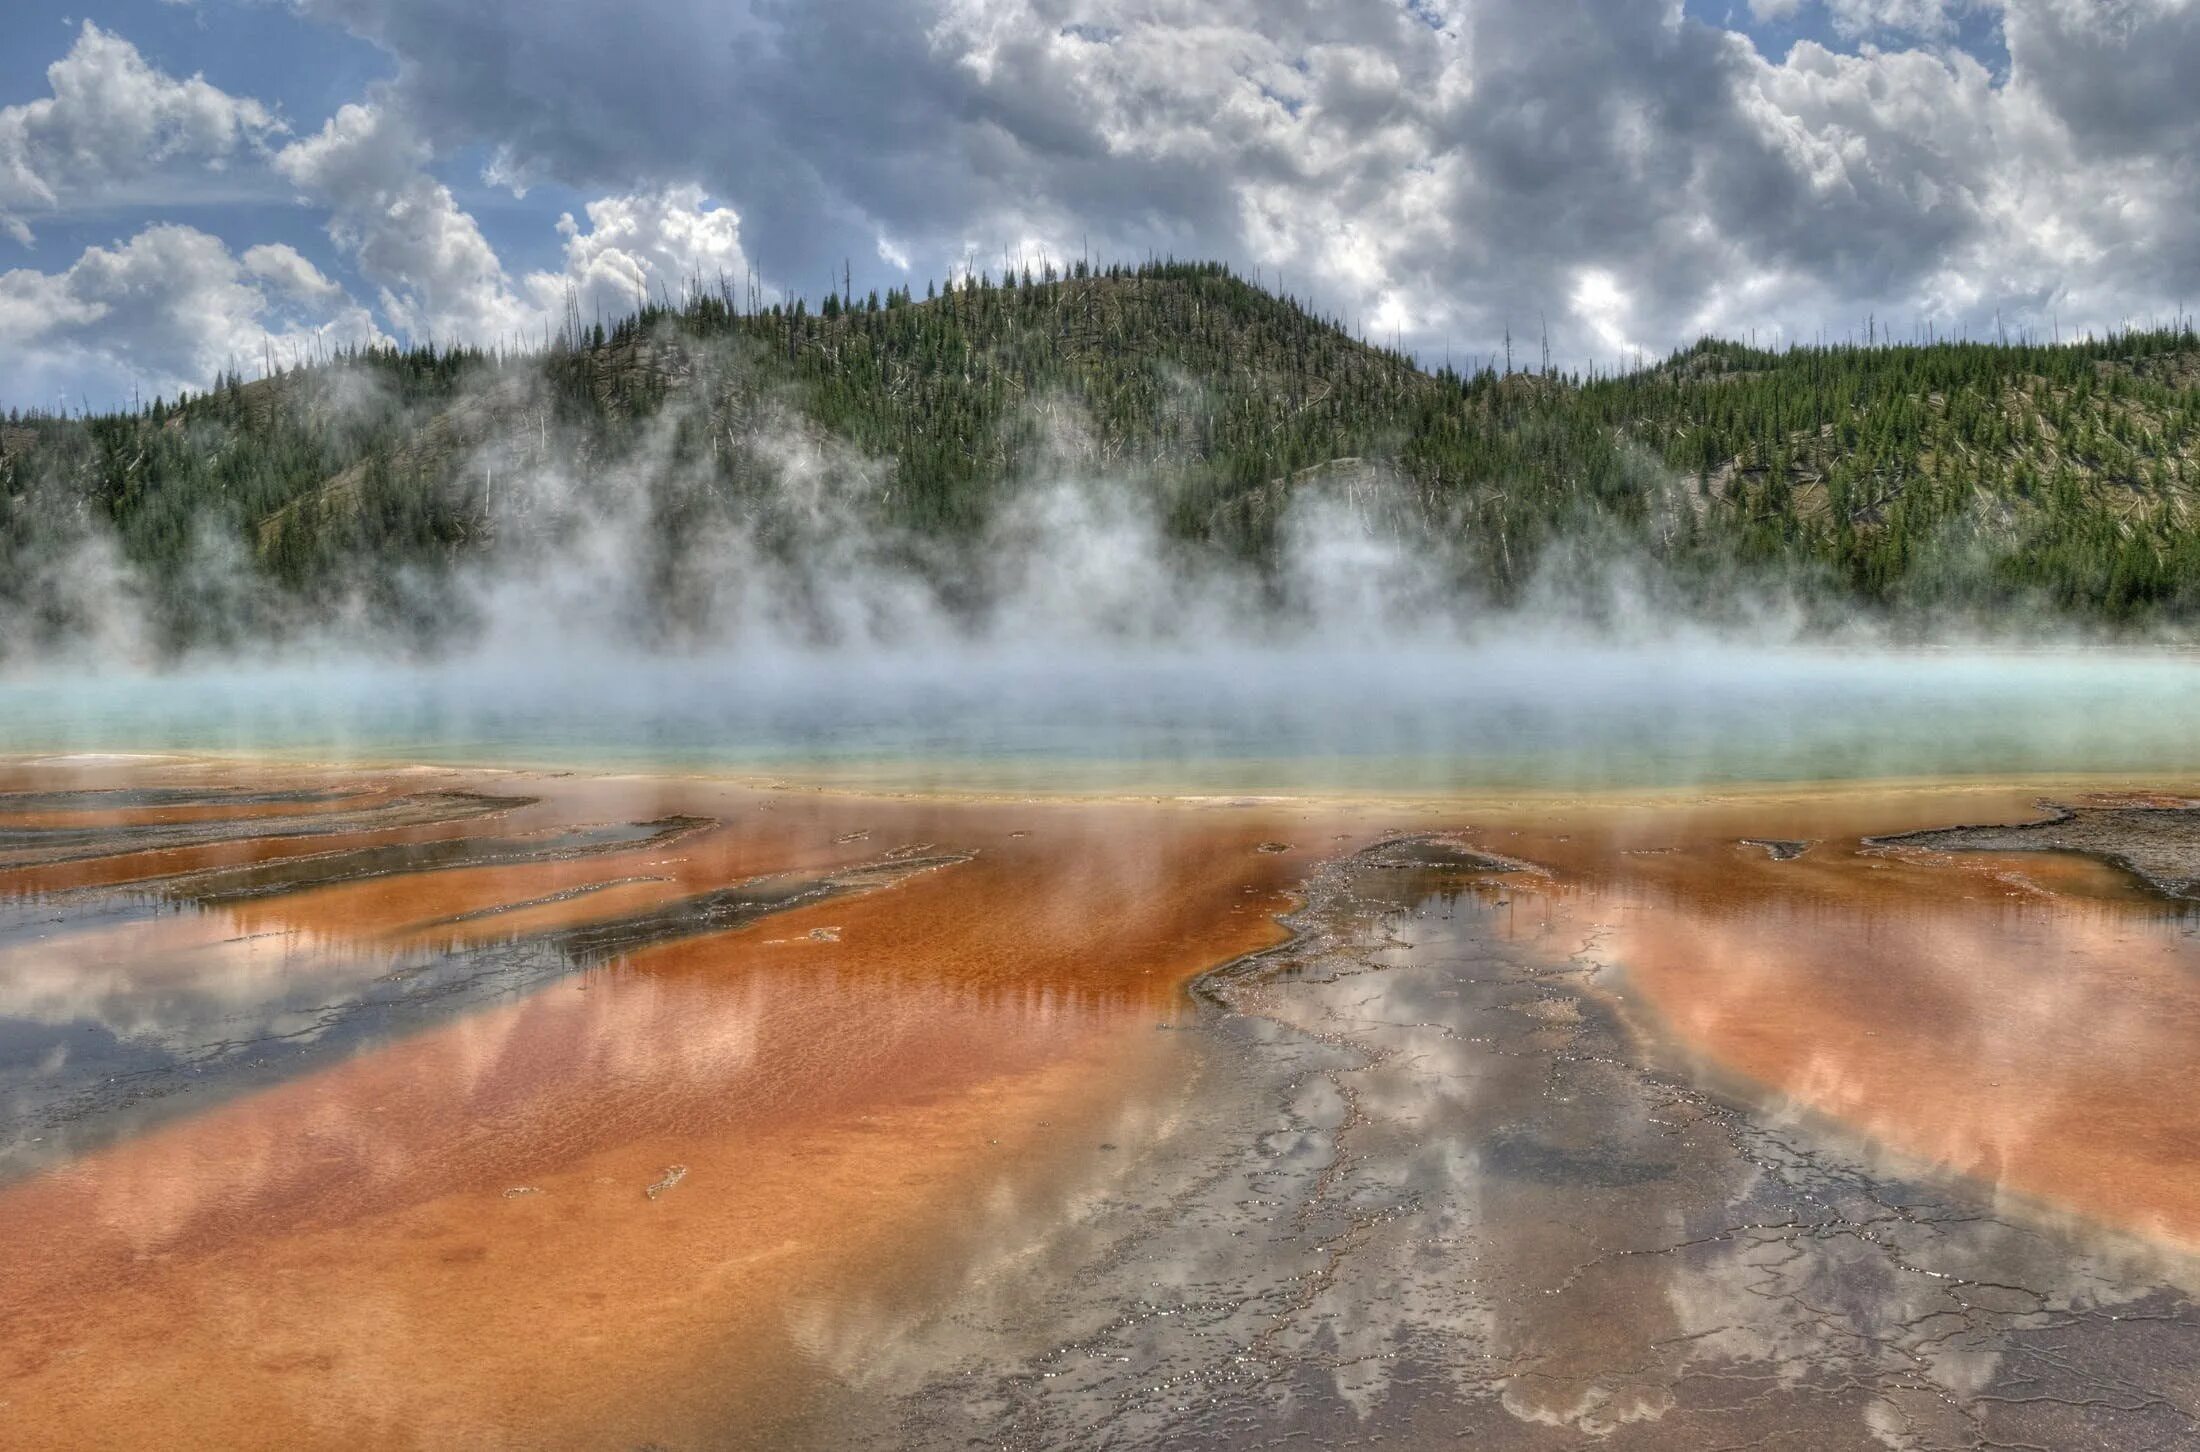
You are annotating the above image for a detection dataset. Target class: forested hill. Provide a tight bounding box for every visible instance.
[4,259,2198,652]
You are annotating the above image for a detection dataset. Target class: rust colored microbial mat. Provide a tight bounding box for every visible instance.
[5,761,2200,1449]
[0,759,1347,1449]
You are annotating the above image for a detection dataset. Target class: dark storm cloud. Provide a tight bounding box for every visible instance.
[2003,0,2200,154]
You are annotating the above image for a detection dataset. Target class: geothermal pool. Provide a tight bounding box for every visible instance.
[7,642,2200,790]
[4,657,2200,1447]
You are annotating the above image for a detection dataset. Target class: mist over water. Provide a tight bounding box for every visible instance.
[10,389,2200,795]
[7,642,2200,793]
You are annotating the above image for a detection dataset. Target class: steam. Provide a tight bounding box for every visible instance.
[5,340,2200,793]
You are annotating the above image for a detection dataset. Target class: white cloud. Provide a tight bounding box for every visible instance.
[0,223,385,404]
[0,21,279,245]
[242,242,346,303]
[10,0,2200,398]
[1822,0,1963,37]
[1744,0,1965,37]
[0,25,758,397]
[274,102,536,347]
[530,184,755,324]
[0,181,755,405]
[1572,268,1649,363]
[276,105,762,351]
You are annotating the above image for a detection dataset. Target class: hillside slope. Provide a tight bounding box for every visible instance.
[4,260,2198,652]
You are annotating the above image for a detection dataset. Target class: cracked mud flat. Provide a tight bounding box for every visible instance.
[800,827,2200,1450]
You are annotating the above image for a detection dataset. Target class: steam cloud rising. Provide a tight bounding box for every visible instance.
[5,342,2200,793]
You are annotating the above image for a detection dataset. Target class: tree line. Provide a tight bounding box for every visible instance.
[4,258,2197,652]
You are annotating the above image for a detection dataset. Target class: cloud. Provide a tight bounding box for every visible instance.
[243,242,347,303]
[0,223,385,404]
[274,102,536,347]
[1821,0,1964,37]
[275,102,760,350]
[1745,0,1967,39]
[0,21,280,244]
[1571,268,1648,362]
[2002,0,2200,154]
[7,0,2200,401]
[0,42,758,405]
[533,184,755,325]
[280,0,2200,367]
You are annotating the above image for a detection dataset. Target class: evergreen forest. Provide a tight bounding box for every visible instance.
[6,260,2198,654]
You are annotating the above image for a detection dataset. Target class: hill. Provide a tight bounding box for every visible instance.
[3,259,2198,653]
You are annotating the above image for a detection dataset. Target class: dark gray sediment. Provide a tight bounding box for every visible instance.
[1869,802,2200,899]
[793,835,2200,1449]
[0,845,967,1181]
[0,789,534,869]
[1739,835,1813,860]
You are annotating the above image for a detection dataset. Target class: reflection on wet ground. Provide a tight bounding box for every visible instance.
[0,758,1328,1448]
[1872,796,2200,898]
[3,762,2200,1448]
[0,787,520,867]
[0,831,967,1176]
[810,825,2200,1449]
[139,814,712,907]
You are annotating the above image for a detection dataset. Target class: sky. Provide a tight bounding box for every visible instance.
[3,0,2198,410]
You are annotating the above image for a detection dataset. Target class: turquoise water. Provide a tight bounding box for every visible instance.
[4,643,2199,793]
